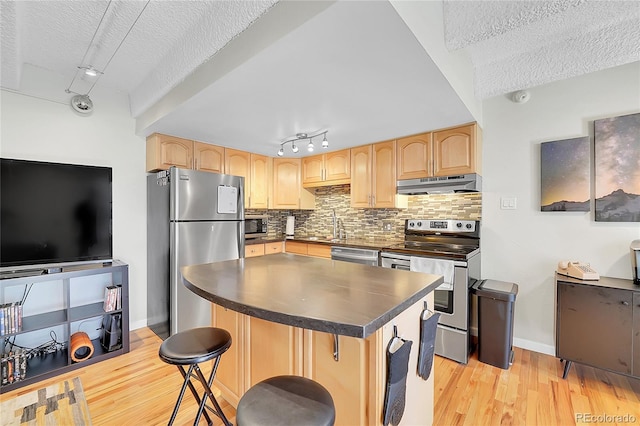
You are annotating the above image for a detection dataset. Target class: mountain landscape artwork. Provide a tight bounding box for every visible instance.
[540,137,590,212]
[594,112,640,222]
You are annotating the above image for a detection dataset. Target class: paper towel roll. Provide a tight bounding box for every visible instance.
[286,216,295,238]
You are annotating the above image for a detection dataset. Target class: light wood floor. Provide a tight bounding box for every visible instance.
[2,327,639,425]
[434,347,640,426]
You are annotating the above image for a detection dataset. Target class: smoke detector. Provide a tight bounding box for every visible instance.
[511,90,531,104]
[70,94,94,115]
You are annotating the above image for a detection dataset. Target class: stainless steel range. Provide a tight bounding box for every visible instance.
[381,219,480,364]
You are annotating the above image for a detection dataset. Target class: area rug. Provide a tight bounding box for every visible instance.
[0,377,92,425]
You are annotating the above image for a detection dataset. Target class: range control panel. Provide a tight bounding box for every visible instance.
[406,219,477,233]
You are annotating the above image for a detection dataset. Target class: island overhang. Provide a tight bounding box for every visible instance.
[181,253,443,338]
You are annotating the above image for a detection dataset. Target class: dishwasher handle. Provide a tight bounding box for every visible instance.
[330,247,379,262]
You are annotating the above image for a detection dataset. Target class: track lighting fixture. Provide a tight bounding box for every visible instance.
[65,0,151,115]
[277,131,329,156]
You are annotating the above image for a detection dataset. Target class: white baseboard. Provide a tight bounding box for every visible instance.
[130,319,148,331]
[513,337,555,356]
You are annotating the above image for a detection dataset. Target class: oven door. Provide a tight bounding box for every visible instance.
[381,252,468,330]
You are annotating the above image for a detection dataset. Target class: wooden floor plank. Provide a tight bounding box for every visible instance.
[435,347,640,426]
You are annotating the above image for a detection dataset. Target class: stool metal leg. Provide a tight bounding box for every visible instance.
[193,356,232,426]
[168,364,214,426]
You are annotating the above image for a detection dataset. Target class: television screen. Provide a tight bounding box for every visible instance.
[1,158,113,270]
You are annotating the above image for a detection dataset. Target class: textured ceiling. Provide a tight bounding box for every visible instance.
[1,0,638,156]
[443,0,640,99]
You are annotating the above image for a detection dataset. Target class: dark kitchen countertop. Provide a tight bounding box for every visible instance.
[181,253,442,338]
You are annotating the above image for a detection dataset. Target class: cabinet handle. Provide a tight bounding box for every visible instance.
[621,301,630,306]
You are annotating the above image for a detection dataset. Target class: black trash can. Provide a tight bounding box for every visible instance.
[472,279,518,369]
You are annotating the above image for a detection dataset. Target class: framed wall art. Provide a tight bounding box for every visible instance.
[540,136,590,212]
[594,112,640,222]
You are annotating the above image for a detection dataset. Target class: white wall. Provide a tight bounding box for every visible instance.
[482,62,640,355]
[390,0,483,127]
[1,65,148,330]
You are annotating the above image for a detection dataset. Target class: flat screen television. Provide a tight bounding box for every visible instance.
[1,158,113,272]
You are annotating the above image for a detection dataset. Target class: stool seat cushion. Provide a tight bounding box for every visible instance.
[237,375,335,426]
[159,327,232,365]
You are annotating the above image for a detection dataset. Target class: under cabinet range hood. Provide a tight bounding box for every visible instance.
[397,173,482,194]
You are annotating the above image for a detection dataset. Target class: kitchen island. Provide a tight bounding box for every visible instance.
[182,253,442,425]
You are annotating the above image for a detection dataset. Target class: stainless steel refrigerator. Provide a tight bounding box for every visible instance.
[147,167,244,339]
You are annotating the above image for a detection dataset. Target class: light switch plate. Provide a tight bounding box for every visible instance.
[501,197,517,210]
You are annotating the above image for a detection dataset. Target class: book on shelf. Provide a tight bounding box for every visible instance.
[103,285,121,312]
[0,302,23,336]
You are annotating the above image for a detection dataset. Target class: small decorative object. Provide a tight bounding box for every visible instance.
[540,137,590,211]
[70,332,94,362]
[594,112,640,222]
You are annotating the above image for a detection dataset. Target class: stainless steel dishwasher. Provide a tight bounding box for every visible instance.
[330,246,379,266]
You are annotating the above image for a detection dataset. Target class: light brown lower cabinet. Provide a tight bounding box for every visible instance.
[245,241,283,258]
[211,304,244,406]
[211,292,434,425]
[285,240,331,258]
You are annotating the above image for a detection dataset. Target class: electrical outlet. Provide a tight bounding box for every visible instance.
[382,220,394,232]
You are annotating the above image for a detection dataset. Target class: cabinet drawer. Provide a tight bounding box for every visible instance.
[265,242,283,255]
[245,244,265,258]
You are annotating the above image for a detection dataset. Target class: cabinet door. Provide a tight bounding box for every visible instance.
[302,154,325,186]
[146,133,193,172]
[307,244,331,259]
[212,305,244,405]
[225,149,251,206]
[324,149,351,183]
[249,154,270,209]
[245,244,265,258]
[285,241,308,255]
[372,140,397,208]
[350,145,372,208]
[433,124,477,176]
[305,331,370,426]
[633,292,640,377]
[397,132,432,179]
[245,317,302,388]
[557,282,633,374]
[193,142,224,174]
[272,158,302,209]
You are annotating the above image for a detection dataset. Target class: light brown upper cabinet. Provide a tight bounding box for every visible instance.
[432,123,481,176]
[146,133,193,172]
[225,148,250,206]
[396,132,432,179]
[249,154,270,209]
[194,142,225,174]
[302,149,351,188]
[147,133,226,175]
[272,158,315,209]
[396,123,482,179]
[225,149,270,209]
[351,141,407,209]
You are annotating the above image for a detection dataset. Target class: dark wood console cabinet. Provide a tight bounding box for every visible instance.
[0,261,129,393]
[555,274,639,379]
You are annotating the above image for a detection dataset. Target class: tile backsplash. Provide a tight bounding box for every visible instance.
[248,184,482,239]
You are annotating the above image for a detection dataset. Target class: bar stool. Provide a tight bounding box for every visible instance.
[159,327,232,426]
[236,375,335,426]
